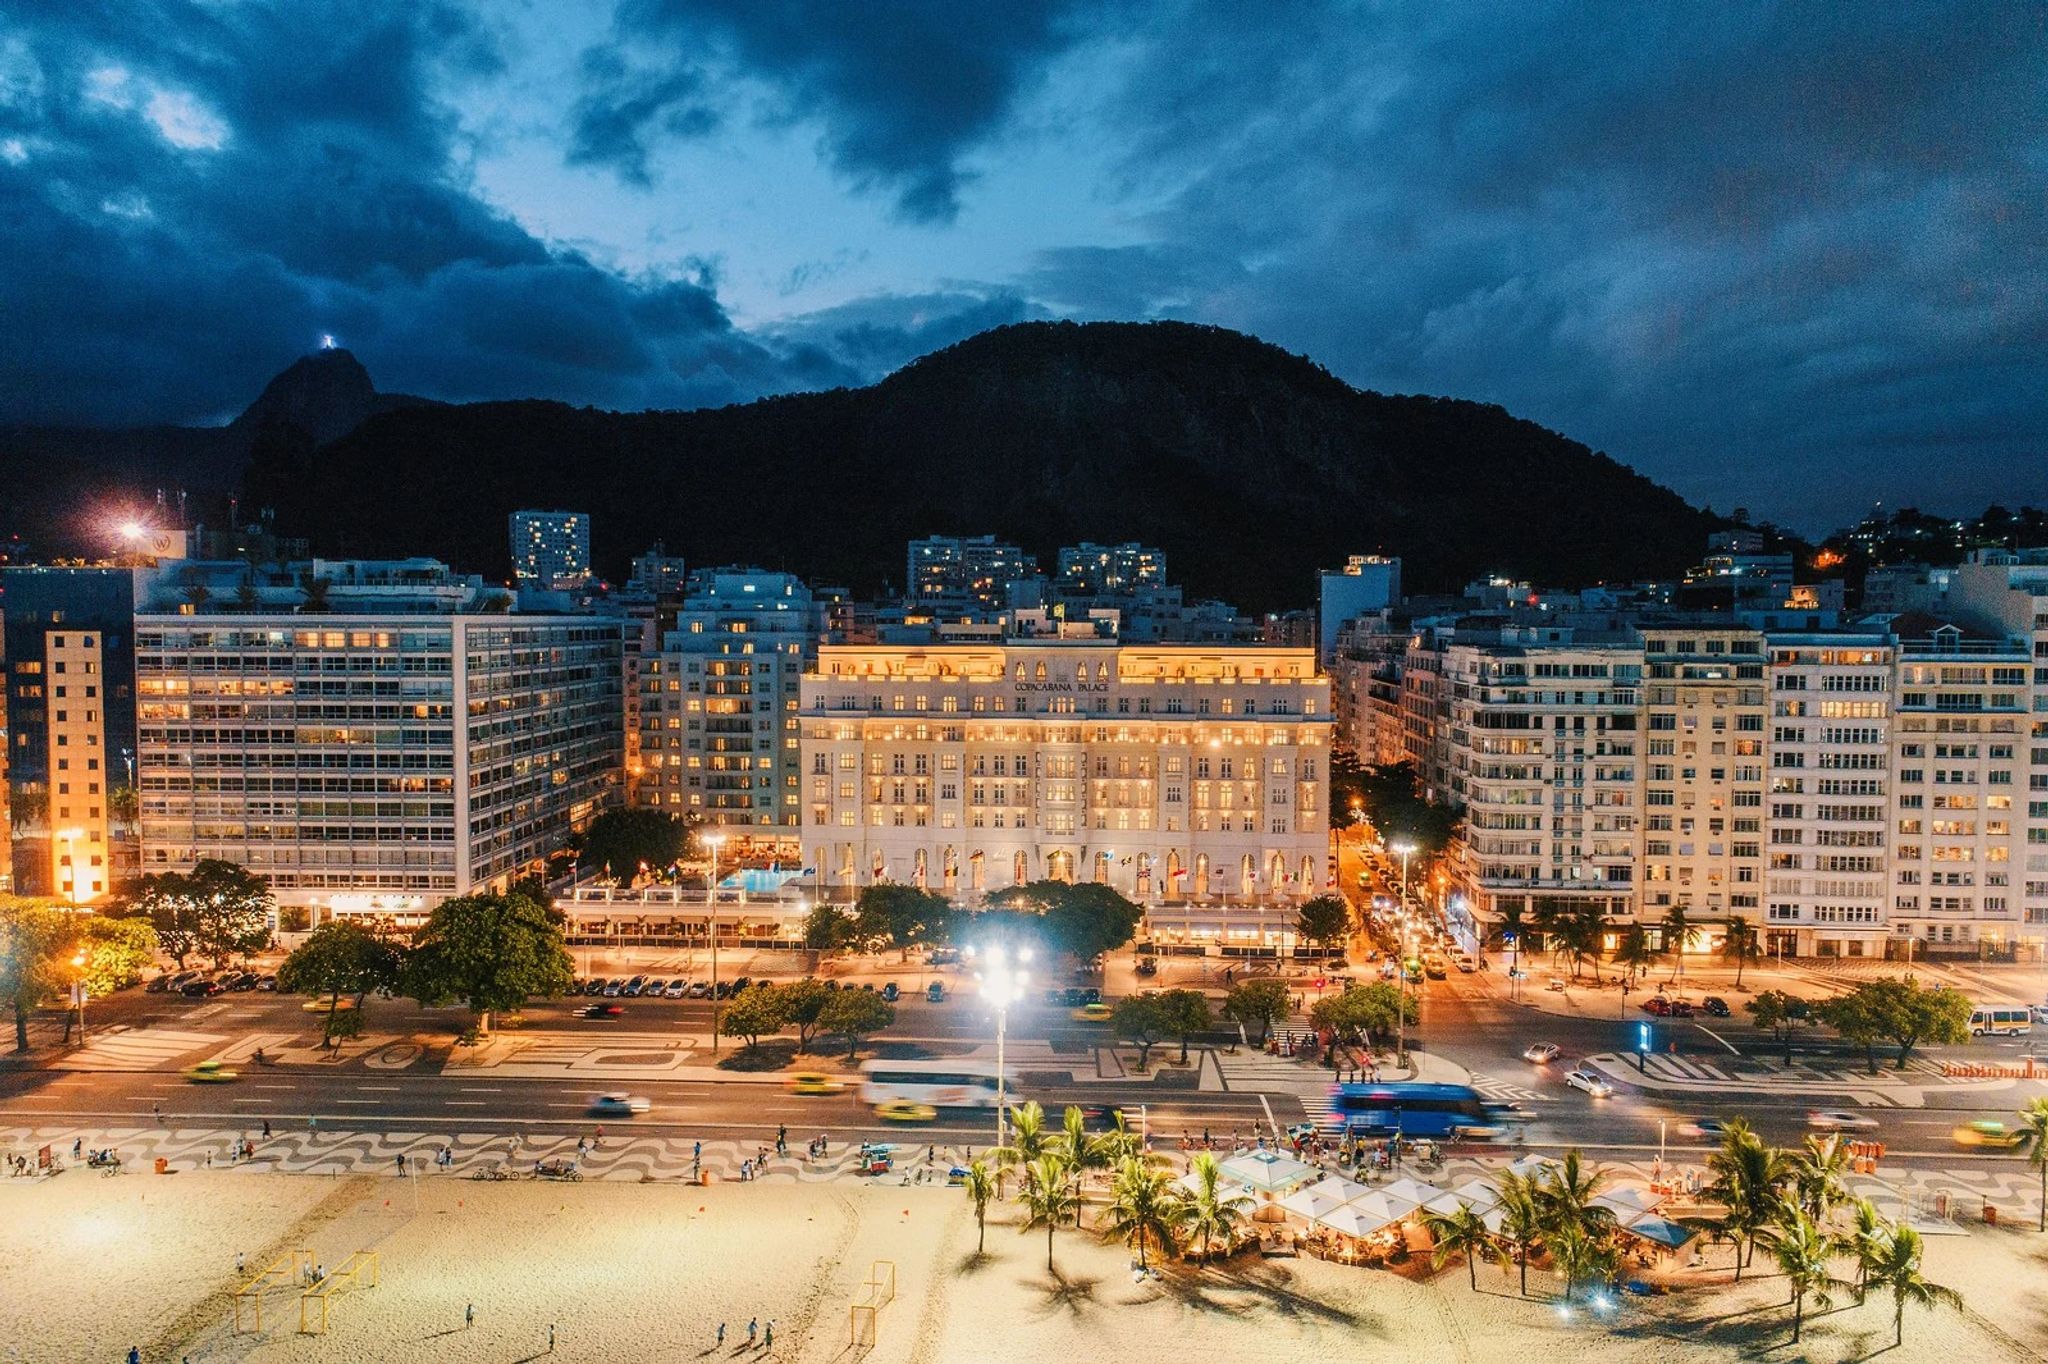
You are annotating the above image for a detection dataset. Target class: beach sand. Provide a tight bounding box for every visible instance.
[2,1168,2042,1363]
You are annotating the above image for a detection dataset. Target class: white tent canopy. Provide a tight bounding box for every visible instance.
[1218,1149,1318,1194]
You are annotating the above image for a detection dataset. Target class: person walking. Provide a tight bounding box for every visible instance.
[763,1321,774,1349]
[747,1318,758,1346]
[127,1348,140,1364]
[261,1119,271,1139]
[395,1153,406,1175]
[548,1322,556,1352]
[716,1322,726,1347]
[152,1102,162,1125]
[465,1302,475,1330]
[776,1123,787,1155]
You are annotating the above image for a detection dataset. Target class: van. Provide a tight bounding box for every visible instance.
[1969,1006,2033,1037]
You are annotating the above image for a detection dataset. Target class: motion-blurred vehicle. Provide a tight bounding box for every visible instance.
[1522,1043,1561,1064]
[588,1092,651,1117]
[1565,1069,1613,1098]
[1806,1110,1879,1132]
[302,995,357,1012]
[875,1100,938,1124]
[1952,1120,2025,1149]
[1679,1117,1732,1139]
[787,1071,845,1096]
[182,1060,239,1084]
[577,1003,625,1019]
[1073,1002,1114,1023]
[1700,997,1731,1017]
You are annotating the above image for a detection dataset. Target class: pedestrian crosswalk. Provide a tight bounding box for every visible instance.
[1467,1072,1549,1104]
[50,1027,225,1072]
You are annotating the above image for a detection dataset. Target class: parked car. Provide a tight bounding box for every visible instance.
[255,975,277,991]
[622,976,647,997]
[686,982,713,999]
[1700,996,1731,1018]
[1521,1042,1562,1064]
[1667,1001,1695,1018]
[880,982,900,1002]
[1565,1069,1614,1098]
[1806,1109,1879,1132]
[146,973,173,993]
[1455,955,1479,973]
[925,982,946,1003]
[601,979,624,997]
[589,1092,651,1117]
[642,979,667,997]
[663,980,690,999]
[1135,957,1159,977]
[181,977,225,998]
[1640,997,1671,1016]
[226,971,260,992]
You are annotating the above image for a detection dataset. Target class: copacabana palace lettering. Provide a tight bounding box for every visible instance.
[799,642,1334,939]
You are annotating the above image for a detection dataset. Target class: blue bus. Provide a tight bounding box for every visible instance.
[1321,1082,1505,1139]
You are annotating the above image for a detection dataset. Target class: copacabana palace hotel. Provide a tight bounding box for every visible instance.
[798,641,1333,944]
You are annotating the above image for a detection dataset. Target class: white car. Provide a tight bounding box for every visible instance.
[663,980,690,999]
[1806,1109,1878,1132]
[1564,1069,1614,1098]
[589,1093,652,1117]
[1522,1042,1562,1064]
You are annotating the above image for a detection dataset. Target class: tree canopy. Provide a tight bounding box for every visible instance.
[279,921,404,1043]
[1813,978,1971,1073]
[400,888,573,1035]
[130,860,273,966]
[1310,981,1414,1045]
[984,881,1144,963]
[719,983,786,1049]
[74,913,159,997]
[1295,894,1352,948]
[1221,978,1291,1044]
[0,896,69,1053]
[816,988,896,1058]
[853,885,954,957]
[576,808,688,883]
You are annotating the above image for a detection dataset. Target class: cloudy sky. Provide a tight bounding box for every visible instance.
[3,1,2042,529]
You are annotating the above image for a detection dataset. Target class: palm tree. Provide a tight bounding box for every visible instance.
[1061,1105,1101,1187]
[1864,1224,1962,1347]
[2019,1096,2048,1233]
[1704,1120,1789,1279]
[1101,1157,1185,1271]
[1789,1133,1853,1221]
[1762,1197,1845,1344]
[1494,901,1529,956]
[961,1159,997,1255]
[1491,1170,1548,1296]
[1180,1152,1252,1263]
[1545,1219,1620,1302]
[1016,1153,1081,1274]
[1423,1204,1499,1291]
[1611,924,1657,987]
[1847,1198,1889,1303]
[1661,905,1692,987]
[1720,914,1762,988]
[1092,1110,1142,1169]
[1538,1149,1616,1238]
[994,1100,1052,1188]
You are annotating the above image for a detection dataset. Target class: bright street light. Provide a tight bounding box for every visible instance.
[975,945,1031,1148]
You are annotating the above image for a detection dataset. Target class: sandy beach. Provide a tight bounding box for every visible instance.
[2,1165,2043,1364]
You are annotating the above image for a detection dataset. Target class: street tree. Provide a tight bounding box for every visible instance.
[184,860,274,966]
[1309,981,1413,1049]
[1611,924,1657,986]
[773,978,834,1052]
[1154,987,1212,1065]
[1489,1170,1546,1295]
[1102,1156,1185,1271]
[1745,989,1811,1064]
[0,896,69,1053]
[576,808,687,884]
[1294,895,1352,951]
[400,888,574,1036]
[853,884,952,959]
[1814,978,1971,1073]
[277,921,403,1046]
[1866,1224,1962,1347]
[1220,978,1290,1045]
[74,913,159,997]
[1661,905,1692,987]
[990,881,1144,965]
[816,987,895,1059]
[1111,993,1168,1070]
[803,903,856,952]
[719,983,786,1049]
[130,871,202,966]
[1720,914,1763,987]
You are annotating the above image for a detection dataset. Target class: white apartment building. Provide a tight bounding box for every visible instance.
[1638,628,1769,932]
[508,510,591,591]
[1442,631,1641,933]
[1763,631,1894,958]
[135,604,622,921]
[638,569,819,851]
[799,642,1331,943]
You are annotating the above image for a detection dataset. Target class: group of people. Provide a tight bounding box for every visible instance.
[715,1317,775,1350]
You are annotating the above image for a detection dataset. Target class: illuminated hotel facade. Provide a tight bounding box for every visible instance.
[799,641,1332,940]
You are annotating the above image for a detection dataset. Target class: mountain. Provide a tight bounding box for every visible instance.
[0,348,429,555]
[245,321,1715,607]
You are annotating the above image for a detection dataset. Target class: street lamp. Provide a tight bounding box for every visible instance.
[973,945,1030,1149]
[1388,839,1417,1061]
[704,834,726,1055]
[70,950,88,1044]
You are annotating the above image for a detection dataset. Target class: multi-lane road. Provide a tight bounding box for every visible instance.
[3,955,2040,1171]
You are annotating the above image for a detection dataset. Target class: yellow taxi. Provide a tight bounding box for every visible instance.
[301,995,359,1012]
[1072,1002,1114,1023]
[787,1071,846,1096]
[1951,1120,2026,1150]
[875,1100,938,1124]
[181,1060,240,1084]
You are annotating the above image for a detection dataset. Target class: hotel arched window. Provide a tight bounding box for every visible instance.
[1239,854,1256,895]
[1012,851,1028,885]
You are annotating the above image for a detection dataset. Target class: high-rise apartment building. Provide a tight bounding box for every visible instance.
[906,535,1034,611]
[639,569,820,850]
[799,642,1331,942]
[0,567,140,903]
[1056,543,1167,597]
[509,510,591,590]
[1442,629,1642,933]
[1317,555,1402,664]
[134,562,620,921]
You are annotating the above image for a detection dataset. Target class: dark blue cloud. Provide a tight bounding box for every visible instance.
[578,0,1099,222]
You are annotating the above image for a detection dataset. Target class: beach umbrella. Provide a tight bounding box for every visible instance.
[1218,1149,1317,1194]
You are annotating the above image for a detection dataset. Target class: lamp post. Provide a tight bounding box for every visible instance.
[70,950,88,1045]
[704,834,726,1055]
[1389,839,1417,1061]
[974,945,1029,1149]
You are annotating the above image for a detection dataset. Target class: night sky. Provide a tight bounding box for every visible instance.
[3,2,2042,529]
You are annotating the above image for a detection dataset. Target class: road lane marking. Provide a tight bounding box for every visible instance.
[357,1085,401,1091]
